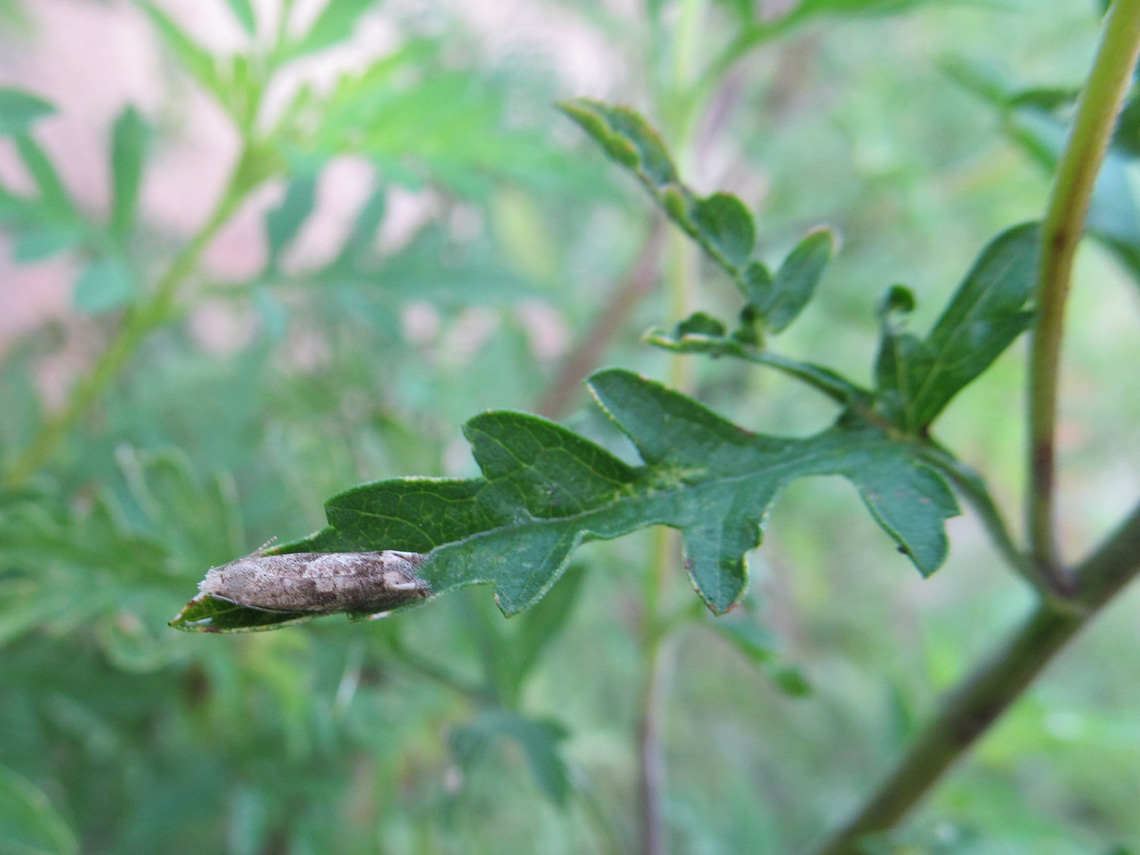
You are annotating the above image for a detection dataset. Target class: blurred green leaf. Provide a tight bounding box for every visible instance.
[141,3,223,98]
[223,0,257,36]
[109,106,151,242]
[12,227,83,263]
[874,224,1037,433]
[14,136,72,216]
[510,563,587,692]
[264,172,318,267]
[451,710,571,806]
[0,766,78,855]
[284,0,373,60]
[948,57,1140,283]
[0,88,55,136]
[73,256,137,313]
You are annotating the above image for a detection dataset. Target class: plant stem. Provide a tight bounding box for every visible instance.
[811,497,1140,855]
[1027,0,1140,578]
[1,146,263,491]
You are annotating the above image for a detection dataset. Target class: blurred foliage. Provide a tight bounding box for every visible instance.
[1,0,1139,854]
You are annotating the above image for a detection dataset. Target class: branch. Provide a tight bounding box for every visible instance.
[812,496,1140,855]
[1027,0,1140,578]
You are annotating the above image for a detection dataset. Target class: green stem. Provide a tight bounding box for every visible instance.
[811,497,1140,855]
[1,146,263,490]
[1027,0,1140,577]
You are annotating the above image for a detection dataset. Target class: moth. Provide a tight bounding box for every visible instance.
[197,542,433,617]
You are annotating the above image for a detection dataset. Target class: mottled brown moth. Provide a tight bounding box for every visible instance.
[197,542,433,617]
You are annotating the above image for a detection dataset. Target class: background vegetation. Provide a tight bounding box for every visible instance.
[1,0,1138,853]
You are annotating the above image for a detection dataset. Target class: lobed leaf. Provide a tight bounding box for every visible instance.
[263,369,957,621]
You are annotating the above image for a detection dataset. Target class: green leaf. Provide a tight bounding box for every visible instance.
[15,136,72,216]
[169,594,316,633]
[285,0,373,60]
[141,2,222,98]
[109,106,151,241]
[0,766,78,855]
[765,228,834,333]
[511,563,586,690]
[875,224,1037,432]
[0,88,55,136]
[675,311,728,338]
[223,0,257,35]
[264,172,318,266]
[333,183,386,266]
[73,256,137,313]
[267,369,957,620]
[451,711,571,806]
[12,227,83,263]
[692,192,756,269]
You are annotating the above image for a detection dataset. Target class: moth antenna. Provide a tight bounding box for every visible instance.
[253,536,278,556]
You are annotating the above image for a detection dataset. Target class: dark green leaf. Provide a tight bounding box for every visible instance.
[73,256,137,313]
[675,312,728,338]
[1112,94,1140,157]
[741,261,774,318]
[169,594,316,633]
[109,106,151,241]
[0,766,78,855]
[0,87,55,136]
[874,224,1038,432]
[692,192,756,268]
[267,369,956,620]
[765,228,834,333]
[223,0,257,35]
[265,173,318,266]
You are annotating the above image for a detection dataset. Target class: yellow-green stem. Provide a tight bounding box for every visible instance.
[1027,0,1140,578]
[2,147,262,490]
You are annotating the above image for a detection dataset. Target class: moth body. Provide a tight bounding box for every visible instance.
[199,550,431,614]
